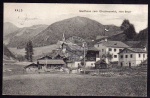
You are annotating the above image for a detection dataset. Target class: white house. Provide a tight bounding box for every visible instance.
[94,40,129,62]
[118,48,147,67]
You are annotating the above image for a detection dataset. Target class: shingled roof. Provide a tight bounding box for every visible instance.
[38,59,65,65]
[97,41,129,48]
[127,48,147,53]
[96,36,108,40]
[88,47,99,51]
[119,48,147,54]
[37,55,52,60]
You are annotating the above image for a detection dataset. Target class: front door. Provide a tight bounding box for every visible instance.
[121,62,123,67]
[129,62,131,68]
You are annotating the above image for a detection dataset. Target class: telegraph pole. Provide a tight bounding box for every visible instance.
[83,42,86,74]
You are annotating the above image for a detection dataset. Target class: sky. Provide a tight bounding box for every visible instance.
[4,3,148,33]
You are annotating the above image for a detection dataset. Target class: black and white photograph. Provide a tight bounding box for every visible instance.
[3,3,148,96]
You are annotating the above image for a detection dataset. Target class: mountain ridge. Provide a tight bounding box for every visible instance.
[4,22,19,36]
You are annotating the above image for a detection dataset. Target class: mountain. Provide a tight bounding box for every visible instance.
[4,24,48,48]
[3,44,16,60]
[134,28,148,41]
[4,22,19,36]
[31,16,122,47]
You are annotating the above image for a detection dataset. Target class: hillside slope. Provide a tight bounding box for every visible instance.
[31,16,122,47]
[3,44,16,60]
[134,28,148,41]
[4,22,19,36]
[5,24,48,48]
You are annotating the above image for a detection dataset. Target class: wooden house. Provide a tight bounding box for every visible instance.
[24,63,38,73]
[37,55,66,70]
[95,59,108,69]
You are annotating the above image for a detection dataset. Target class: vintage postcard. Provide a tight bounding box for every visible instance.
[3,3,148,96]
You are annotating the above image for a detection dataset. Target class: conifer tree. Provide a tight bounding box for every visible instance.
[25,40,34,62]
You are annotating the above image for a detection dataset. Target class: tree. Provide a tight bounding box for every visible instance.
[120,19,130,30]
[25,40,34,62]
[106,52,113,64]
[124,24,137,39]
[120,19,137,40]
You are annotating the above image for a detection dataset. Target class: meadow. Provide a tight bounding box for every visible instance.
[3,65,147,96]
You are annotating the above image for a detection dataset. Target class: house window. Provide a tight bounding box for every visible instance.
[125,55,128,58]
[102,49,104,52]
[139,54,141,58]
[114,49,116,52]
[91,63,93,65]
[109,48,112,51]
[120,55,123,58]
[130,54,132,58]
[97,44,99,47]
[143,54,145,58]
[119,49,122,52]
[114,55,117,58]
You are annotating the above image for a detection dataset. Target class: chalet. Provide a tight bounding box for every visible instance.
[37,55,66,70]
[94,40,129,62]
[118,48,147,67]
[24,63,38,73]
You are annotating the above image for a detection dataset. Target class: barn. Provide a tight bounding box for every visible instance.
[24,63,38,73]
[38,59,66,69]
[95,59,108,69]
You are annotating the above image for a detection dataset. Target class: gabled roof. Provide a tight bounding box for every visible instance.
[37,55,52,60]
[131,41,148,48]
[95,59,108,65]
[96,36,108,40]
[88,47,99,51]
[123,41,140,47]
[119,48,147,54]
[24,63,38,68]
[97,41,129,48]
[38,59,65,65]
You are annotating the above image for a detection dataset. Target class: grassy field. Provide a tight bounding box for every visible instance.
[3,62,147,96]
[8,44,58,57]
[3,73,147,96]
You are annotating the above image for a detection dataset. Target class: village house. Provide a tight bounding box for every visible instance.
[37,55,66,71]
[94,39,129,62]
[84,47,100,68]
[24,63,38,73]
[118,48,147,67]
